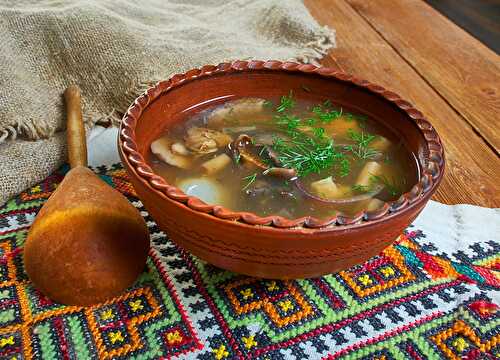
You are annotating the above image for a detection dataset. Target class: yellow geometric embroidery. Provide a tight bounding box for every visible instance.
[381,267,395,277]
[358,274,373,286]
[0,336,14,347]
[279,300,293,312]
[242,335,257,349]
[130,299,144,312]
[452,337,468,352]
[166,330,183,345]
[100,309,114,321]
[109,331,124,344]
[267,281,278,291]
[213,344,229,359]
[240,289,253,299]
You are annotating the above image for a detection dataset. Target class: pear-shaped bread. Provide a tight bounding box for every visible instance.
[23,166,150,306]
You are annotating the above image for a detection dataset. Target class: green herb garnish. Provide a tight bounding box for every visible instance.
[313,127,325,139]
[268,92,350,178]
[242,173,258,190]
[346,129,380,160]
[301,85,311,93]
[273,137,346,177]
[339,158,350,177]
[312,104,343,123]
[306,118,317,126]
[276,91,295,113]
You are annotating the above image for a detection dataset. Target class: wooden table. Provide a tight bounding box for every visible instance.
[305,0,500,207]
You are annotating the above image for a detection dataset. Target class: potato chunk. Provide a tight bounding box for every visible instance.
[310,176,349,200]
[201,153,231,175]
[178,178,225,205]
[355,161,382,187]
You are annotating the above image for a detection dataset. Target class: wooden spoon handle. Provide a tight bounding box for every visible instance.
[64,85,87,168]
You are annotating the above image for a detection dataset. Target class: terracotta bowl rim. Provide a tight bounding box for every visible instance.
[119,60,445,230]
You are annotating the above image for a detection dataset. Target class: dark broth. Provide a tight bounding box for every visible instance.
[149,94,418,219]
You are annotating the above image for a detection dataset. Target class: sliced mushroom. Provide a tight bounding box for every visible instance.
[230,134,269,170]
[263,167,297,180]
[207,98,267,128]
[171,142,190,156]
[151,137,191,169]
[184,127,232,154]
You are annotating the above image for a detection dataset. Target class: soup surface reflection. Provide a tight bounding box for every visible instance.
[149,93,418,219]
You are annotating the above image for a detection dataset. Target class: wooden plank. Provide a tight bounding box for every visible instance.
[304,0,500,207]
[346,0,500,153]
[424,0,500,54]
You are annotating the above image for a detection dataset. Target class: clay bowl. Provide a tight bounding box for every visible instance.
[119,60,445,279]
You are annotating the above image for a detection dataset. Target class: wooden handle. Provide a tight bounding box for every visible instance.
[64,85,87,168]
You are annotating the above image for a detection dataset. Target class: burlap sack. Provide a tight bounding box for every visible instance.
[0,0,335,205]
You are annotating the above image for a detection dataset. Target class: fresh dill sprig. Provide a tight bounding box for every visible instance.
[311,104,343,123]
[338,158,350,177]
[313,127,325,139]
[345,129,380,160]
[306,117,317,126]
[273,137,346,177]
[275,114,301,132]
[268,92,351,178]
[242,173,258,190]
[276,91,295,113]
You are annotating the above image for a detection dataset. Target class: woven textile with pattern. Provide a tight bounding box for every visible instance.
[0,164,498,359]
